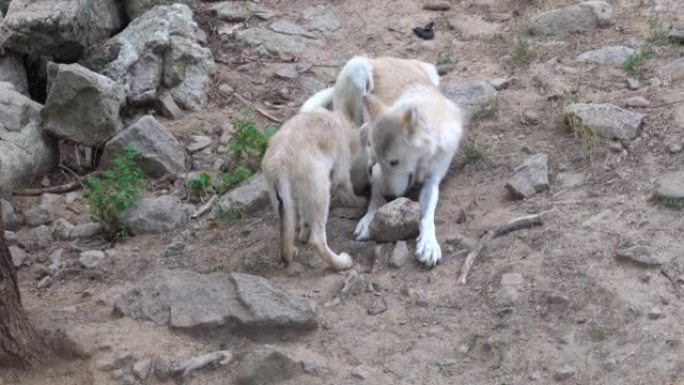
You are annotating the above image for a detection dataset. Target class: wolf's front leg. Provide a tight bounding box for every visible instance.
[416,178,442,266]
[354,165,385,241]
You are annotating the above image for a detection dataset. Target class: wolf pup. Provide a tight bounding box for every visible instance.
[301,56,440,192]
[262,108,367,271]
[353,84,464,267]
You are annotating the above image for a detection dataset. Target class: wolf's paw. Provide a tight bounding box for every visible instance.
[332,252,354,271]
[416,233,442,267]
[354,215,373,241]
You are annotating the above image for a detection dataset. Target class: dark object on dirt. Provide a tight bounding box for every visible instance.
[413,22,435,40]
[423,2,451,11]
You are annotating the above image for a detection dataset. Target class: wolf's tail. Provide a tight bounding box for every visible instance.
[333,56,373,127]
[271,176,297,265]
[300,87,335,113]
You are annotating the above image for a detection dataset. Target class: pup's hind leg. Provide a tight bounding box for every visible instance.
[333,165,367,208]
[297,199,311,243]
[307,172,353,271]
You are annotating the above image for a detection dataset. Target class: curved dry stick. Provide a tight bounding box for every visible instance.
[458,213,544,285]
[234,93,283,124]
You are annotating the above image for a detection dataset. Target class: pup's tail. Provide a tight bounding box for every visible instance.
[333,56,374,127]
[300,87,335,113]
[271,176,297,265]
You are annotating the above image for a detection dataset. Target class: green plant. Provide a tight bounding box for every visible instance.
[651,196,684,210]
[472,99,497,121]
[229,117,276,162]
[214,204,244,225]
[512,35,535,64]
[461,145,483,164]
[186,172,213,198]
[217,166,253,192]
[557,114,599,156]
[436,51,455,65]
[623,46,654,76]
[647,14,669,45]
[84,145,146,239]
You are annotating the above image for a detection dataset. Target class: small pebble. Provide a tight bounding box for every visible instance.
[667,142,683,154]
[648,306,664,320]
[553,365,576,381]
[219,84,234,97]
[626,78,640,90]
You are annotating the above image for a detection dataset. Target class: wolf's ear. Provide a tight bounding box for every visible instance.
[363,94,388,119]
[403,107,421,140]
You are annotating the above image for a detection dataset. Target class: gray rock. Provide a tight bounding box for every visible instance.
[626,78,640,90]
[132,358,153,381]
[662,58,684,84]
[5,231,18,246]
[270,20,316,38]
[653,171,684,200]
[553,365,576,381]
[16,225,52,251]
[71,222,104,239]
[82,4,215,112]
[24,196,57,226]
[236,27,321,56]
[96,351,134,372]
[46,248,65,276]
[564,103,644,140]
[37,276,52,289]
[217,173,269,215]
[389,241,410,268]
[123,0,190,19]
[52,218,76,240]
[9,246,28,268]
[670,27,684,44]
[0,85,57,199]
[505,153,549,199]
[557,172,585,188]
[155,92,183,120]
[208,2,275,21]
[123,195,191,235]
[616,245,666,267]
[79,250,107,269]
[41,63,125,146]
[667,142,683,154]
[1,0,124,62]
[496,272,525,307]
[581,209,615,230]
[529,1,614,36]
[442,80,497,124]
[0,51,29,95]
[100,115,189,178]
[187,135,212,153]
[275,62,312,80]
[1,199,18,231]
[303,6,340,35]
[648,306,664,320]
[522,109,542,125]
[218,83,234,97]
[488,77,510,90]
[237,347,301,385]
[113,269,317,332]
[369,198,420,242]
[624,96,651,108]
[576,46,634,66]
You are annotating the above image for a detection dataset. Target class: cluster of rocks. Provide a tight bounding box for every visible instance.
[0,1,216,202]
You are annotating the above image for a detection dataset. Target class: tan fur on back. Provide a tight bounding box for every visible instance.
[369,57,436,105]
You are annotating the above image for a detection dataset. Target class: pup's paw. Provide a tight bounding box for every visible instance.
[332,252,354,271]
[416,234,442,267]
[354,215,373,241]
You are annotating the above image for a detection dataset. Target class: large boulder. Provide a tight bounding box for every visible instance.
[576,46,635,66]
[122,195,191,235]
[0,51,29,95]
[113,269,318,332]
[123,0,189,19]
[100,115,189,178]
[0,82,57,199]
[41,63,125,146]
[82,4,215,111]
[528,1,614,36]
[208,1,276,22]
[0,0,124,62]
[564,103,644,140]
[217,173,270,215]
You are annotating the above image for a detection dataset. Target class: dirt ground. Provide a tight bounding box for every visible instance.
[3,0,684,384]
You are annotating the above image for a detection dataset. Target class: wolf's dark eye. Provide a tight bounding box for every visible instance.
[389,160,399,167]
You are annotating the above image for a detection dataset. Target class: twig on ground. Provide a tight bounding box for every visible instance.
[171,350,233,377]
[234,93,283,124]
[13,171,100,196]
[191,194,218,219]
[660,268,682,299]
[458,212,546,285]
[324,269,362,308]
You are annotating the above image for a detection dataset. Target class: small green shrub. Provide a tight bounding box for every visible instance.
[461,145,483,164]
[651,196,684,210]
[512,35,535,64]
[217,166,254,192]
[186,172,212,198]
[214,204,244,225]
[84,145,146,239]
[623,46,654,76]
[230,118,276,162]
[436,51,455,65]
[557,114,599,156]
[647,14,669,45]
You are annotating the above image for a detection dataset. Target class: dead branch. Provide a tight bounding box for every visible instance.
[324,269,362,308]
[458,213,545,285]
[191,195,218,219]
[171,350,233,377]
[234,93,283,124]
[13,171,100,196]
